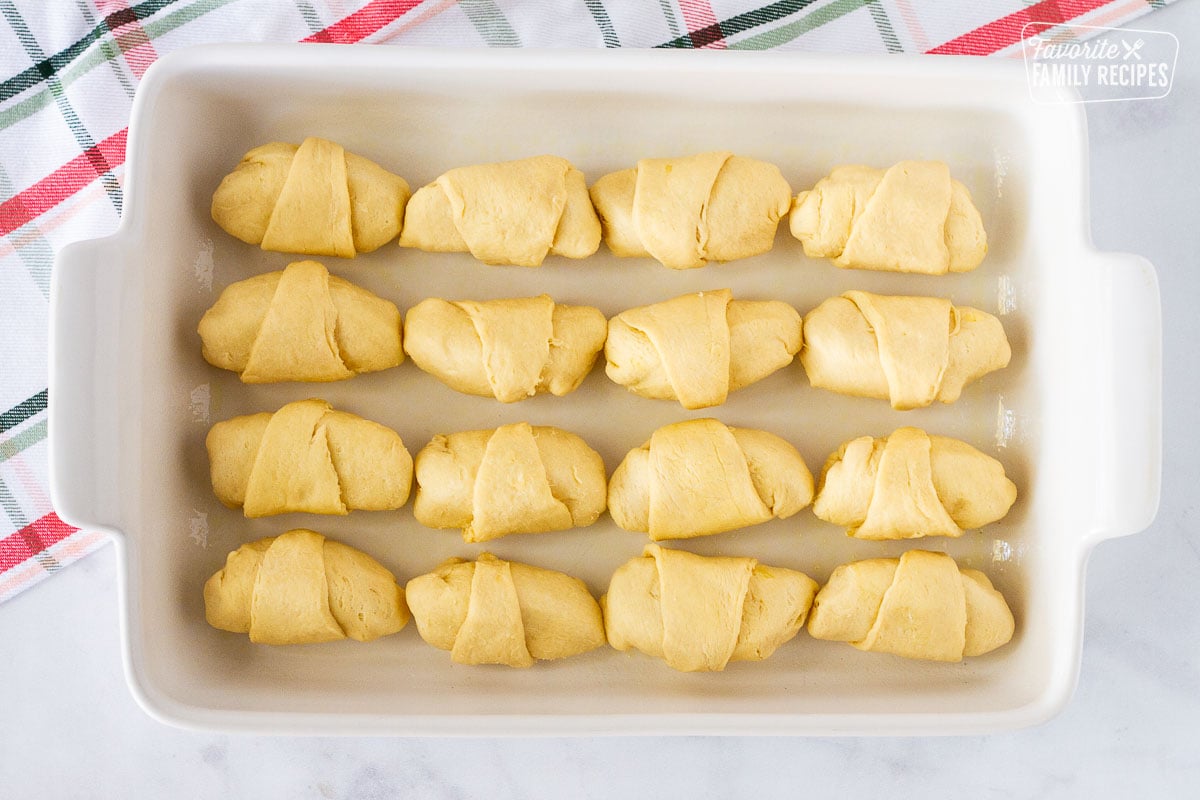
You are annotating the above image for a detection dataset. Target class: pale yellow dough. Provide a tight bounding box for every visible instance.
[198,260,403,383]
[801,291,1010,410]
[606,289,802,409]
[203,528,409,645]
[403,295,606,402]
[603,544,817,672]
[211,137,410,258]
[206,399,413,518]
[412,422,606,542]
[398,155,600,267]
[405,553,606,667]
[590,152,792,269]
[807,550,1014,661]
[608,418,813,541]
[789,161,987,274]
[813,427,1017,540]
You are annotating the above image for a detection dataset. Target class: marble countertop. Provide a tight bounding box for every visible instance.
[4,4,1199,796]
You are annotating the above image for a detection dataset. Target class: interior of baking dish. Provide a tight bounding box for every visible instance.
[50,47,1160,734]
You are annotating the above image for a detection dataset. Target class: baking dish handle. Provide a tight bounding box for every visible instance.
[48,236,126,536]
[1089,251,1162,542]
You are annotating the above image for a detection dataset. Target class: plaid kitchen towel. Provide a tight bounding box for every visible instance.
[0,0,1176,603]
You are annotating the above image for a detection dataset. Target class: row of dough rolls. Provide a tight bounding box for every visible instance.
[198,261,1011,411]
[207,403,1017,542]
[205,532,1015,666]
[212,138,987,273]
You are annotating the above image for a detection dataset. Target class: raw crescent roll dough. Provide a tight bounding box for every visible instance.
[405,553,606,667]
[789,161,987,274]
[403,295,606,402]
[603,544,818,672]
[608,418,813,541]
[606,289,802,409]
[211,137,410,258]
[814,427,1017,540]
[412,422,606,542]
[590,152,792,269]
[801,291,1010,410]
[198,260,403,383]
[807,550,1015,661]
[398,155,601,267]
[206,399,413,518]
[203,528,410,645]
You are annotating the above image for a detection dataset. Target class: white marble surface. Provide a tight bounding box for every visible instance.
[4,4,1200,796]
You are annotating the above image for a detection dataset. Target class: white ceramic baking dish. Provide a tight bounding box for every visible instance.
[49,45,1160,735]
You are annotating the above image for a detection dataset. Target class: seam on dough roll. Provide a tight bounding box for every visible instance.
[608,418,813,540]
[788,161,987,274]
[812,427,1017,540]
[605,289,802,409]
[206,398,413,518]
[404,295,606,402]
[211,137,410,257]
[590,152,792,269]
[406,553,606,667]
[203,528,410,645]
[807,550,1014,661]
[412,422,607,542]
[397,155,601,267]
[800,291,1010,409]
[198,260,404,383]
[603,544,817,671]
